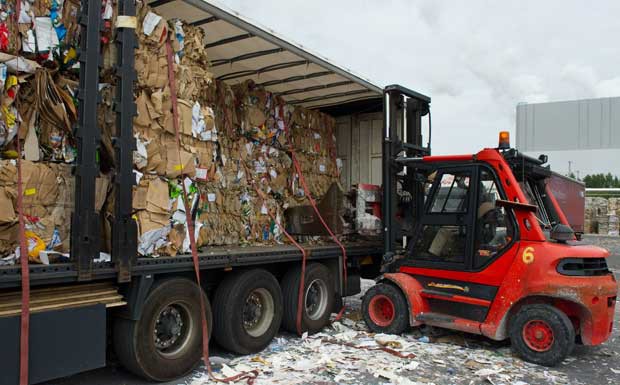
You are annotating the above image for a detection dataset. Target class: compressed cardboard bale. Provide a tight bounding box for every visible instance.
[136,5,168,48]
[0,160,76,258]
[124,5,346,255]
[145,177,171,215]
[134,176,173,256]
[135,46,169,89]
[233,80,288,146]
[590,197,609,217]
[165,145,196,179]
[0,187,16,223]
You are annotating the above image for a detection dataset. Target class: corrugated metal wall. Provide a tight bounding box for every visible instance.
[516,97,620,151]
[336,112,383,189]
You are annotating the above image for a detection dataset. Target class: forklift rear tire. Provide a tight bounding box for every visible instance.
[281,263,335,334]
[509,304,575,367]
[362,283,409,334]
[113,278,213,382]
[213,269,283,354]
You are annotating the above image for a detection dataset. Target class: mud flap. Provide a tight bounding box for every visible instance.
[0,304,106,384]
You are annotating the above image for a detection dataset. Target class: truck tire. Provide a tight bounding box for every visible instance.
[281,263,335,334]
[509,304,575,366]
[213,269,283,354]
[362,283,409,334]
[113,278,213,382]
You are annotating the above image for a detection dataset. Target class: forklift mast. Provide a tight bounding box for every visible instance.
[382,85,431,262]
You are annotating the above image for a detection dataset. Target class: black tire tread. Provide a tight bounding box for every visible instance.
[281,263,335,334]
[509,304,575,367]
[362,282,409,335]
[113,317,143,377]
[112,278,212,382]
[213,269,283,354]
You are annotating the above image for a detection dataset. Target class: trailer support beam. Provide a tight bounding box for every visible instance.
[72,0,103,281]
[112,0,139,283]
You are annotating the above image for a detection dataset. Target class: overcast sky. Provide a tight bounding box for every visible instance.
[224,0,620,176]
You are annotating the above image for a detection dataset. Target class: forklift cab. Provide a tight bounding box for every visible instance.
[363,85,617,367]
[404,164,516,271]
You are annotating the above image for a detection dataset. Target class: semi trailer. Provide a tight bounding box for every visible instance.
[0,0,388,383]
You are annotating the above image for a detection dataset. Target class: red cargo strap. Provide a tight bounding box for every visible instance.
[16,120,30,385]
[320,338,416,359]
[245,171,308,335]
[165,39,257,385]
[291,152,348,321]
[14,1,30,382]
[279,103,348,322]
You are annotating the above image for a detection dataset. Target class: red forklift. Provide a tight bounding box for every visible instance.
[362,85,617,366]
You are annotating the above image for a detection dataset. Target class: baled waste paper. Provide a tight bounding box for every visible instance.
[0,1,345,262]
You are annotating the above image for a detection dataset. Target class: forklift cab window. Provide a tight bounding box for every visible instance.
[519,180,552,231]
[411,170,471,265]
[474,169,515,268]
[430,173,470,213]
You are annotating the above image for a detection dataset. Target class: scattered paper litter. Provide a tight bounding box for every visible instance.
[184,279,592,385]
[375,333,405,349]
[220,364,239,378]
[475,367,503,376]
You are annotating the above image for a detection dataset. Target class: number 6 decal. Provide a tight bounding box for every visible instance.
[522,246,535,264]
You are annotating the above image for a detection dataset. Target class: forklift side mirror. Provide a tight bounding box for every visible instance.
[495,199,537,213]
[550,223,574,243]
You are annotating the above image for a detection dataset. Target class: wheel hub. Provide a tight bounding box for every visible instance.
[304,279,328,321]
[306,285,319,314]
[522,319,555,352]
[154,306,185,350]
[243,293,264,329]
[242,288,275,337]
[368,294,395,327]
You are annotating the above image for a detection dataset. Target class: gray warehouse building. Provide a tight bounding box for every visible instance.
[516,96,620,151]
[516,96,620,176]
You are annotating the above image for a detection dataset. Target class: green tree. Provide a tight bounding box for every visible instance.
[582,173,620,188]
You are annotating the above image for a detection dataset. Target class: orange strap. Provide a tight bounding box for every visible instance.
[165,39,257,385]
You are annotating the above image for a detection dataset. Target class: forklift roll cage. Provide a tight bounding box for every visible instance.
[381,85,574,262]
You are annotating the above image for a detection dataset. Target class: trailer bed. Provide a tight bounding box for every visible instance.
[0,241,381,289]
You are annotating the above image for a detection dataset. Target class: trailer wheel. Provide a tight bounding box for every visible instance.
[362,283,409,334]
[509,304,575,366]
[281,263,335,334]
[213,269,283,354]
[113,278,212,382]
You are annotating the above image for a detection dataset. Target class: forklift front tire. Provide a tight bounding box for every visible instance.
[509,304,575,367]
[362,283,409,334]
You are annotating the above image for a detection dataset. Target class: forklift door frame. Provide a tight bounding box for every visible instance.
[403,162,519,273]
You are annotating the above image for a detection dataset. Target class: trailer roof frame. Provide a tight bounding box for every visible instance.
[148,0,384,108]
